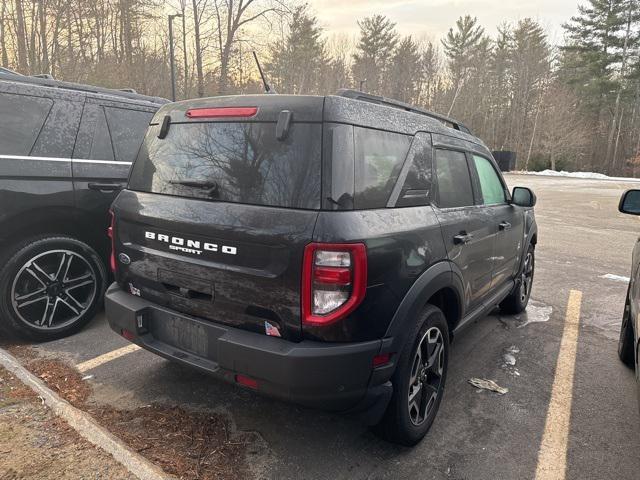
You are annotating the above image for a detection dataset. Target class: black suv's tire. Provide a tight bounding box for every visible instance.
[618,292,636,369]
[0,236,106,342]
[375,305,449,446]
[500,244,535,315]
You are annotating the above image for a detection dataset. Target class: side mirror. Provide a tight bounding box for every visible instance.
[619,189,640,215]
[512,187,536,207]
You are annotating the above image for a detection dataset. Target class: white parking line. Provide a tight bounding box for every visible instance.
[76,344,142,373]
[535,289,583,480]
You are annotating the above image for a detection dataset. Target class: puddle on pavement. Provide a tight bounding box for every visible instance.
[515,300,553,328]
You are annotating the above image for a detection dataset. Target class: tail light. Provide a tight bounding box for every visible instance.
[108,210,116,273]
[302,243,367,326]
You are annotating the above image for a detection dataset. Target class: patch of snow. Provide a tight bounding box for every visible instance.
[512,170,640,182]
[600,273,631,283]
[502,353,516,366]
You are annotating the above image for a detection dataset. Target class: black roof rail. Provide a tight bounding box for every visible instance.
[0,72,168,105]
[336,89,471,134]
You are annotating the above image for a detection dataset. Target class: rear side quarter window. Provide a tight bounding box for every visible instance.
[354,127,411,209]
[104,107,153,162]
[0,92,52,156]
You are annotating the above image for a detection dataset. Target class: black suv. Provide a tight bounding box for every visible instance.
[0,73,166,341]
[105,91,537,445]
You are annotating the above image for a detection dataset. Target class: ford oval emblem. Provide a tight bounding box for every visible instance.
[118,253,131,265]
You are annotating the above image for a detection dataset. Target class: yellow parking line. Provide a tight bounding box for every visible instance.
[76,344,142,373]
[535,289,583,480]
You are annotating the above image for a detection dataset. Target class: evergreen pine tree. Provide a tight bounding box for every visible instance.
[352,15,398,94]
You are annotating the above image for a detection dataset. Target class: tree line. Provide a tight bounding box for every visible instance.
[1,0,639,174]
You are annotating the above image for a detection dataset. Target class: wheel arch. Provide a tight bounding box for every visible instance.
[385,261,464,356]
[0,207,109,262]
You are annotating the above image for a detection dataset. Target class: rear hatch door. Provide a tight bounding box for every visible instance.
[112,96,324,342]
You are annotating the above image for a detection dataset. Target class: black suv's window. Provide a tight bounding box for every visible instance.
[0,93,52,155]
[354,127,411,209]
[104,107,153,162]
[473,155,507,205]
[434,149,474,208]
[396,133,432,208]
[91,107,115,161]
[129,122,322,209]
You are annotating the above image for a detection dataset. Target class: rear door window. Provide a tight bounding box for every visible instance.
[354,127,411,209]
[472,155,507,205]
[0,92,52,156]
[104,107,153,162]
[129,122,322,209]
[434,149,474,208]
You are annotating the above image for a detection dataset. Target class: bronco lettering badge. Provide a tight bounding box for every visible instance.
[144,231,237,256]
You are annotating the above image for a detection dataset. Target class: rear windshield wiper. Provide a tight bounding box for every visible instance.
[169,180,220,198]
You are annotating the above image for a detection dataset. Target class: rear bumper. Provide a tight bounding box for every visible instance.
[105,283,393,417]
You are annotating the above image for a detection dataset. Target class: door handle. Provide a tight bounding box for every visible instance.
[453,232,473,245]
[88,182,124,192]
[499,221,512,231]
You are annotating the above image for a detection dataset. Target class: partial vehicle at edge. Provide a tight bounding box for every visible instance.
[0,73,167,341]
[618,189,640,411]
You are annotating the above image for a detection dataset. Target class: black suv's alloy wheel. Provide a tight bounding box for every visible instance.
[408,326,445,426]
[500,244,535,314]
[0,236,106,341]
[375,305,449,446]
[11,249,97,330]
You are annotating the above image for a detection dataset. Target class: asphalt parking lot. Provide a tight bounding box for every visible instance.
[9,173,640,480]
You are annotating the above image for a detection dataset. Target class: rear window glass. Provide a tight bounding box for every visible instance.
[0,93,52,155]
[354,127,411,209]
[129,122,321,209]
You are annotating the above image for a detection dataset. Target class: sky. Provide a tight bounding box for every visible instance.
[310,0,582,44]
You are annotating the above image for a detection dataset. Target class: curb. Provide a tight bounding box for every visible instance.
[0,347,174,480]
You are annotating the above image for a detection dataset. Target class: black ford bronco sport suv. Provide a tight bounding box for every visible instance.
[0,73,166,341]
[106,90,537,445]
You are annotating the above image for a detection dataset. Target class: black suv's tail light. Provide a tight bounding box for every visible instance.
[302,243,367,326]
[108,210,116,273]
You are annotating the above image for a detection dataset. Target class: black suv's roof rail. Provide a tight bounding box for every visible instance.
[0,72,168,105]
[336,89,471,134]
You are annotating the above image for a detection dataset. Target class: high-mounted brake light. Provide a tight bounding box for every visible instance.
[185,106,258,118]
[302,243,367,327]
[108,210,116,273]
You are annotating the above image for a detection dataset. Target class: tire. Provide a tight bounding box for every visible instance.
[618,293,635,369]
[0,236,106,342]
[500,244,535,315]
[374,304,450,446]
